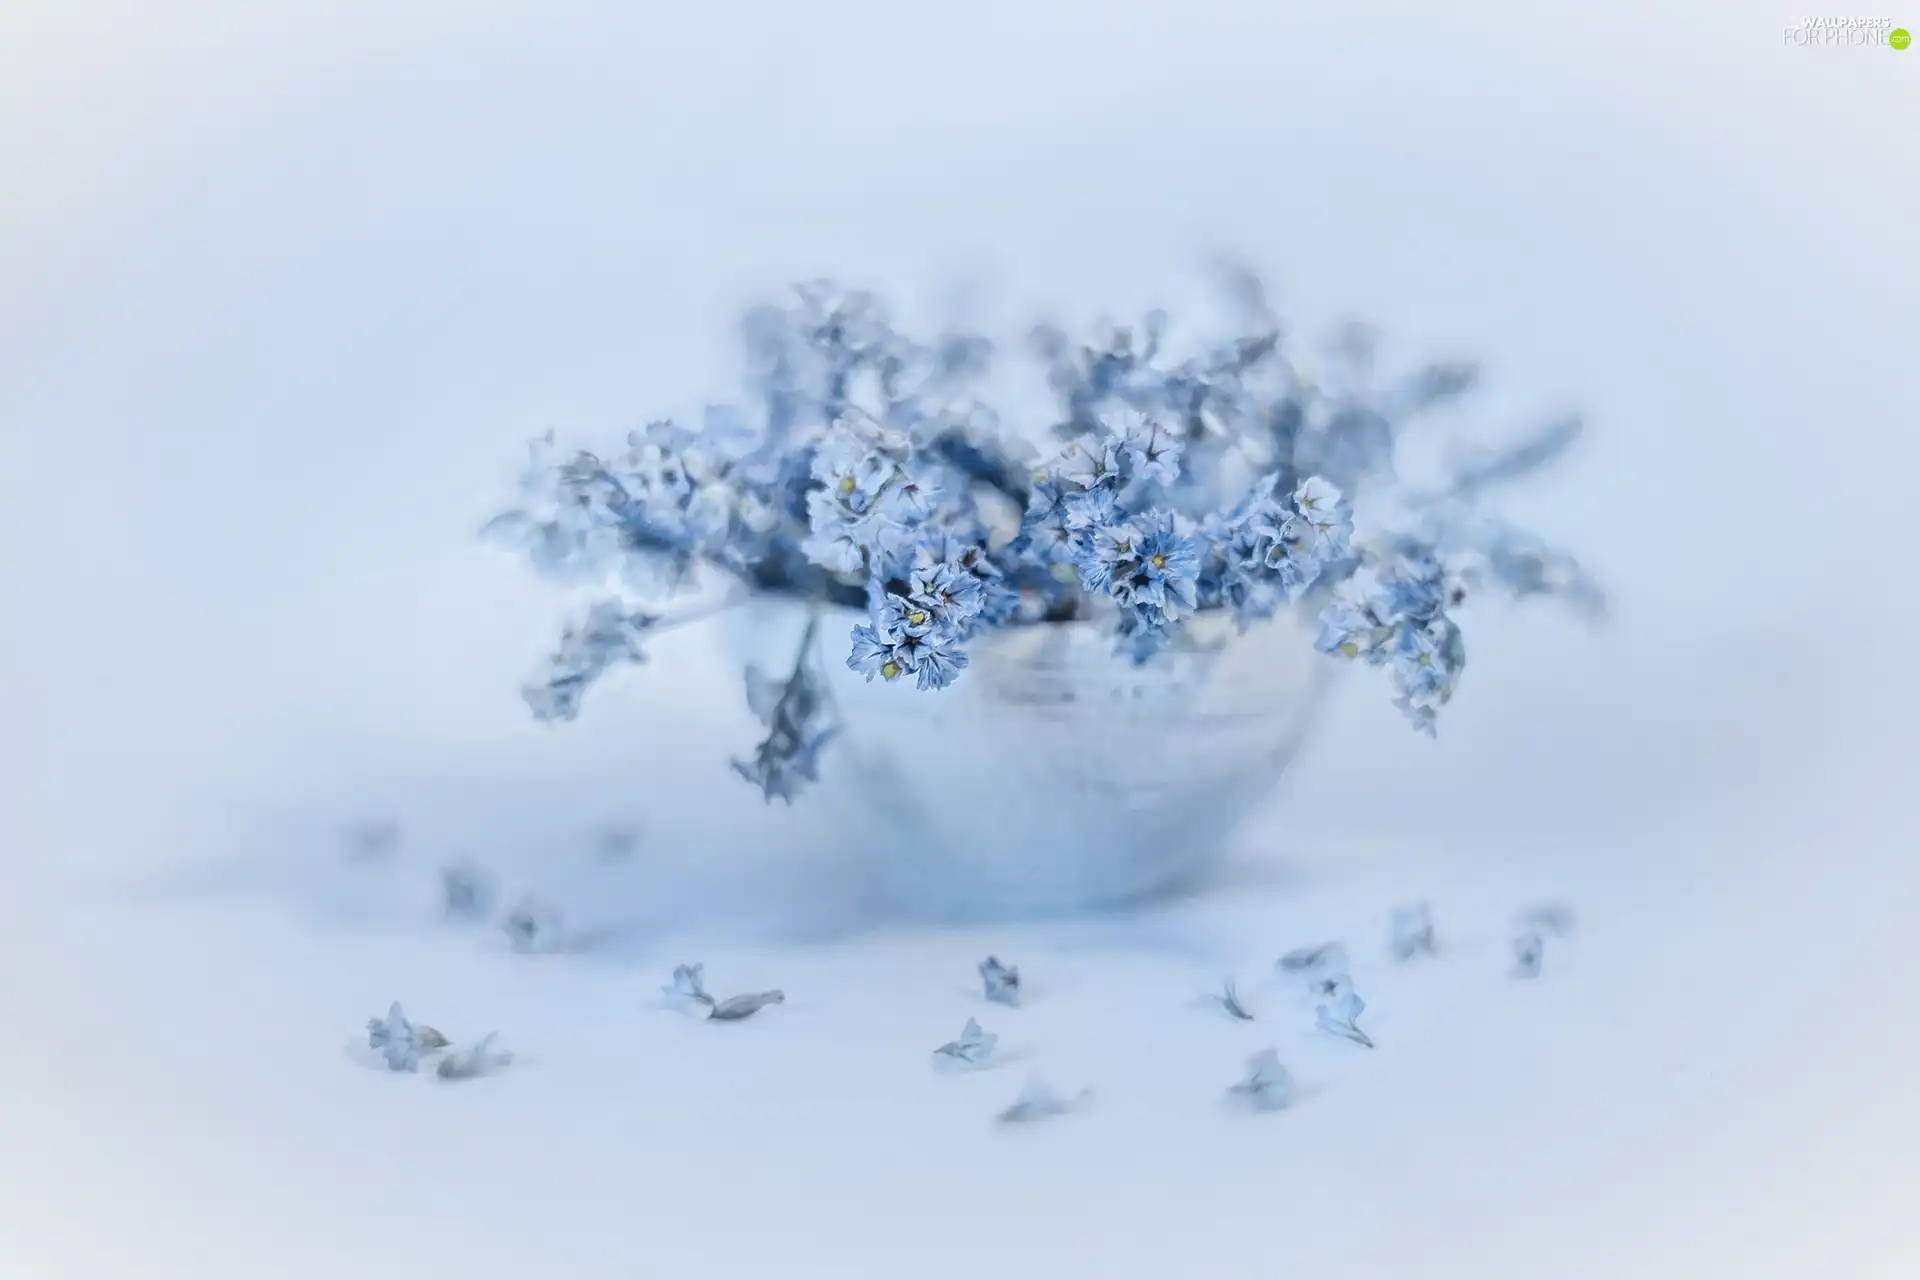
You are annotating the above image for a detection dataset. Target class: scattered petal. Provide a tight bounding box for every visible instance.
[1278,942,1350,979]
[1521,902,1575,937]
[436,1033,514,1081]
[933,1018,1000,1068]
[1512,931,1544,979]
[365,1003,398,1050]
[996,1078,1089,1125]
[1315,986,1374,1048]
[1308,969,1356,1004]
[708,990,786,1021]
[346,819,400,862]
[597,828,640,862]
[365,1002,422,1072]
[979,956,1022,1007]
[1390,903,1436,961]
[441,861,494,919]
[503,897,564,953]
[1210,979,1255,1021]
[1228,1049,1297,1112]
[662,963,715,1011]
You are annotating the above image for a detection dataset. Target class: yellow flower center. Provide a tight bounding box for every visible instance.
[1151,553,1167,569]
[880,661,902,680]
[1338,641,1359,658]
[907,610,928,626]
[838,476,856,495]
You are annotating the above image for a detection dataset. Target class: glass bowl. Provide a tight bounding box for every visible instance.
[728,601,1332,916]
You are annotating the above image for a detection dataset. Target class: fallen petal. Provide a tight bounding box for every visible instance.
[709,990,785,1021]
[437,1033,513,1080]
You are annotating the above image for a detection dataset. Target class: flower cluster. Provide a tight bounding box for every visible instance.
[1313,548,1466,735]
[490,276,1599,797]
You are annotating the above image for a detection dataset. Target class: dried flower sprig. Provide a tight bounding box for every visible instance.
[730,614,838,804]
[493,277,1601,794]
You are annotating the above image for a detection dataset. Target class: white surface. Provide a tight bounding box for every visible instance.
[4,794,1916,1278]
[2,2,1915,1277]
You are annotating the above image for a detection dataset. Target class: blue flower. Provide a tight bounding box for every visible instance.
[1121,418,1182,487]
[1315,602,1384,661]
[1291,476,1352,560]
[798,424,940,577]
[1061,484,1123,535]
[846,614,970,690]
[810,423,896,504]
[1386,617,1463,735]
[886,627,950,679]
[1077,520,1140,595]
[1368,549,1448,622]
[1053,435,1124,490]
[880,469,939,523]
[799,488,871,575]
[1128,513,1202,619]
[1115,612,1176,663]
[1292,475,1342,520]
[1392,624,1447,693]
[912,639,969,690]
[846,623,901,681]
[875,592,937,640]
[1012,486,1075,566]
[907,551,986,628]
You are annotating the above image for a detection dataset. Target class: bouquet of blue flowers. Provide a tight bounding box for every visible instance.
[487,274,1601,802]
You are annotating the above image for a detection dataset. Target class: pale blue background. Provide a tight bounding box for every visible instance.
[1,3,1914,1275]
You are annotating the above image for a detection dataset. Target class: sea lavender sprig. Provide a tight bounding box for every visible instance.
[493,277,1602,795]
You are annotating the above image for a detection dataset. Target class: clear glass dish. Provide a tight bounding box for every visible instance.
[729,602,1332,916]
